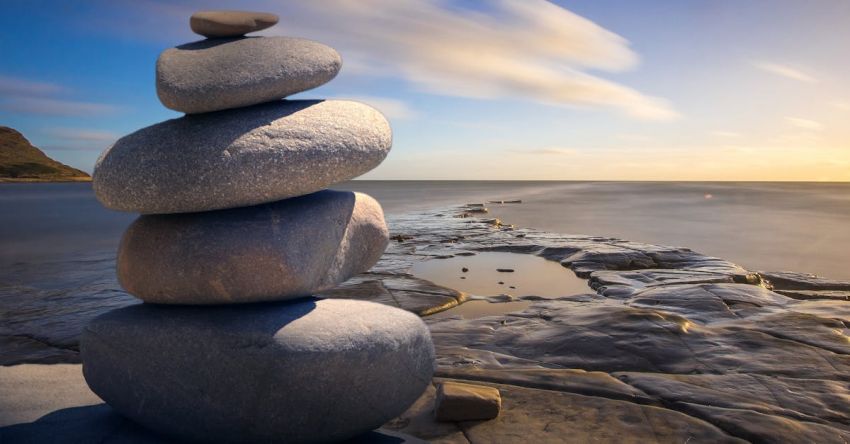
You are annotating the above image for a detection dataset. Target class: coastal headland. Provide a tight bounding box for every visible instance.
[0,127,90,183]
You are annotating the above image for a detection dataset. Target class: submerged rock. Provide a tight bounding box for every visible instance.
[81,299,435,443]
[117,191,388,304]
[93,100,391,214]
[189,10,279,38]
[157,37,341,113]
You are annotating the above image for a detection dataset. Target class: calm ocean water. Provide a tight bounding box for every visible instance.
[1,181,849,282]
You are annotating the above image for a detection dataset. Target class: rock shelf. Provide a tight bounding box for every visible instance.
[2,202,849,441]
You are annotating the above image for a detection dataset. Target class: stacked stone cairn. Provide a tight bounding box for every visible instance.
[82,10,435,443]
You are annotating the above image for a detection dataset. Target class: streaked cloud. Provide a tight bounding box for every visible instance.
[41,144,108,152]
[47,0,680,120]
[1,98,120,116]
[752,61,817,83]
[331,96,417,120]
[785,117,824,131]
[512,147,578,156]
[834,101,850,111]
[617,134,652,142]
[0,74,123,117]
[267,0,678,120]
[46,128,119,142]
[711,131,741,138]
[377,142,850,181]
[0,75,65,96]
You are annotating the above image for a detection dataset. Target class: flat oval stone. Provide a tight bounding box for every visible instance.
[117,190,389,304]
[93,100,391,214]
[157,37,341,113]
[190,10,278,38]
[81,299,435,443]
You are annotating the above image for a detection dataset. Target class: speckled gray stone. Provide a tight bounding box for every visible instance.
[117,190,389,304]
[190,10,278,38]
[81,298,435,443]
[93,100,391,214]
[157,37,341,113]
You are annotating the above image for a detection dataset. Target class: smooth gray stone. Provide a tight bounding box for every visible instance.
[93,100,391,214]
[118,190,389,304]
[81,299,436,444]
[157,37,341,113]
[190,10,278,38]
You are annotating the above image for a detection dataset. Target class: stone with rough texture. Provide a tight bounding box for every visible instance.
[157,37,340,113]
[93,100,391,214]
[80,299,435,443]
[190,10,278,38]
[118,190,388,304]
[434,381,501,422]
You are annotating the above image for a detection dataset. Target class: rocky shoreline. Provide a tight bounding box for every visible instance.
[2,202,849,442]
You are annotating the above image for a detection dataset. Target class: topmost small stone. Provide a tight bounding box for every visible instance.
[190,10,278,38]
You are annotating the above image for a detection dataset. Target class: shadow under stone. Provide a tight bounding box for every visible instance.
[0,404,426,444]
[0,404,169,443]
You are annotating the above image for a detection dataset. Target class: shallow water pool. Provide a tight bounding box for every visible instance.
[412,251,589,319]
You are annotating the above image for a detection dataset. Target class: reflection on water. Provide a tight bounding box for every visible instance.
[480,182,850,280]
[426,299,532,320]
[2,181,849,324]
[413,252,589,298]
[412,251,589,319]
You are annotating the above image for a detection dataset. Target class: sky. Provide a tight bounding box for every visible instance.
[1,0,848,181]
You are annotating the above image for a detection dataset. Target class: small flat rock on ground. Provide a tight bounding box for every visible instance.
[434,381,501,422]
[93,100,391,214]
[157,36,340,113]
[190,10,278,38]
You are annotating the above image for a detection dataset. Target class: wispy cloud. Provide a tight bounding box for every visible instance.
[512,147,578,156]
[617,134,652,142]
[331,96,417,120]
[259,0,678,120]
[46,128,119,142]
[785,117,824,131]
[711,130,741,138]
[57,0,679,120]
[41,144,109,152]
[834,101,850,111]
[752,61,817,83]
[1,97,120,116]
[0,75,65,96]
[0,74,123,117]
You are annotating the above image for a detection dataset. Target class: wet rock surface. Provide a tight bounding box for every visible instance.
[2,205,849,442]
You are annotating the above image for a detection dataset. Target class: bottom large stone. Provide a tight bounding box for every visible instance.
[80,298,435,443]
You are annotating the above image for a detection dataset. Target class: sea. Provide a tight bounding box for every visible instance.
[2,181,849,289]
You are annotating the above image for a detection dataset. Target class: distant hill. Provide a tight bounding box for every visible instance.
[0,126,91,182]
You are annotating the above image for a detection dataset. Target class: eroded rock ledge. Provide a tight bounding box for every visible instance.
[326,207,850,443]
[2,205,848,442]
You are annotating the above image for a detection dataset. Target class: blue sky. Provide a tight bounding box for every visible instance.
[1,0,848,180]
